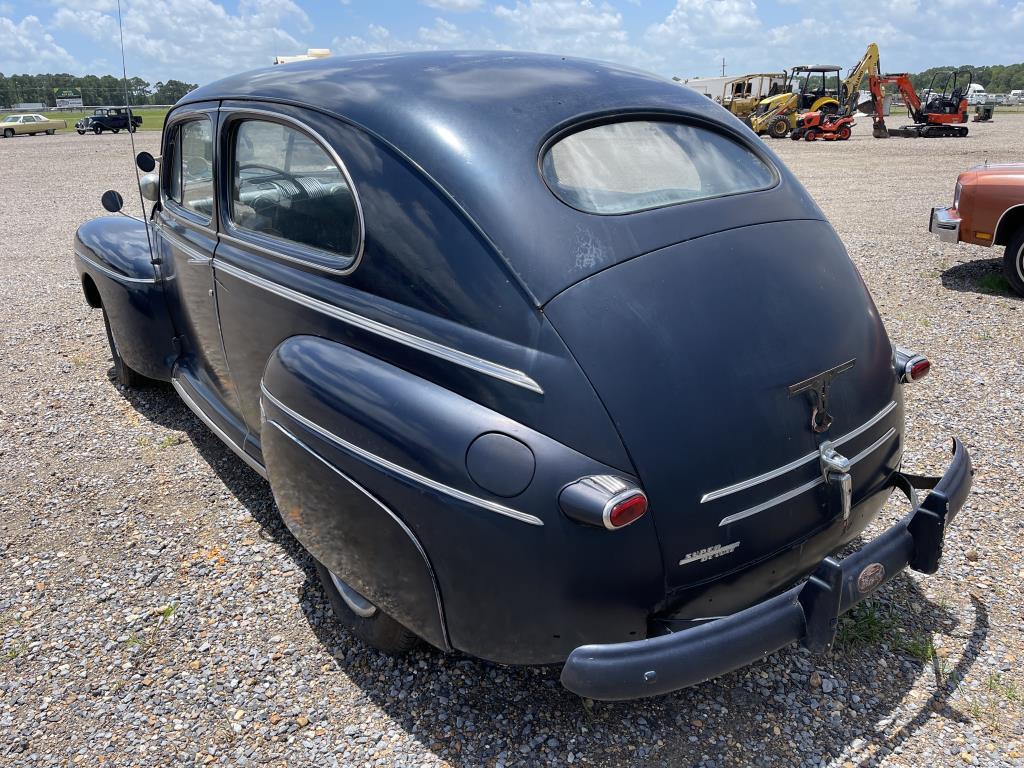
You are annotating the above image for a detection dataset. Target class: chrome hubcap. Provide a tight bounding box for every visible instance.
[328,570,377,618]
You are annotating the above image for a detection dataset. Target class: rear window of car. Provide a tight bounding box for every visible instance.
[541,120,776,215]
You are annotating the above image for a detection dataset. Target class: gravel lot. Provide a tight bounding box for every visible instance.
[2,116,1023,768]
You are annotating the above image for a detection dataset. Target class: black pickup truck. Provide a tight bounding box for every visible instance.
[75,108,142,135]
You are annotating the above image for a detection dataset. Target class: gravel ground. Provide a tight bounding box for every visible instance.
[1,116,1023,768]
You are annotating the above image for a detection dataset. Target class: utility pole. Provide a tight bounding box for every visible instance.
[721,57,726,77]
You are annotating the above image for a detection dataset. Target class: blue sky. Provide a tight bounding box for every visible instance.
[2,0,1023,85]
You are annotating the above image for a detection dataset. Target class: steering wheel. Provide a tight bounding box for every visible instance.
[237,163,307,197]
[182,155,211,179]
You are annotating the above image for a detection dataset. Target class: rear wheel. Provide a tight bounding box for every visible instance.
[314,560,419,655]
[102,310,147,388]
[837,126,852,140]
[93,125,103,135]
[768,116,790,139]
[46,129,55,135]
[1002,227,1024,296]
[128,124,137,133]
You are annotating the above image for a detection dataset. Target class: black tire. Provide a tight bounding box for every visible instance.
[102,310,147,388]
[768,116,790,139]
[46,129,55,135]
[128,124,136,133]
[2,128,12,138]
[112,128,120,134]
[29,132,37,136]
[1003,227,1024,296]
[314,560,419,655]
[93,125,103,135]
[77,129,85,135]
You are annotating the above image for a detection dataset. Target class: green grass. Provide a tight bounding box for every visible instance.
[835,599,936,662]
[977,272,1014,295]
[33,107,169,132]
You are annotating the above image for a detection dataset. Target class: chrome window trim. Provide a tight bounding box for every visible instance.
[261,383,544,527]
[75,249,156,284]
[718,426,897,527]
[160,111,217,229]
[219,107,365,276]
[217,260,543,394]
[265,418,450,648]
[172,377,268,479]
[700,400,897,504]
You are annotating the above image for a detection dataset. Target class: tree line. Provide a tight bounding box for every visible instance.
[0,73,198,108]
[909,63,1024,93]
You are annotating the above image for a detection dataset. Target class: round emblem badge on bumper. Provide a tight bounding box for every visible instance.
[857,562,886,594]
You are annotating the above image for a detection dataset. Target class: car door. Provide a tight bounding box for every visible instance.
[154,103,245,443]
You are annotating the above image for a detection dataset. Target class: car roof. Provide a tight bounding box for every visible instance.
[182,51,776,303]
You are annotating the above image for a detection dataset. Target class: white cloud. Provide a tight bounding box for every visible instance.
[0,15,80,74]
[647,0,760,46]
[49,0,311,83]
[420,0,484,10]
[492,0,659,68]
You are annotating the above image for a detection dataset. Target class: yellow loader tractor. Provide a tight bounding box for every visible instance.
[748,65,844,138]
[749,44,881,139]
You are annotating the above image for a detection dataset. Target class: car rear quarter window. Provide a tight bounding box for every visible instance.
[541,120,776,215]
[229,119,360,260]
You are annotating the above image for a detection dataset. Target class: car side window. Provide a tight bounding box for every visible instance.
[164,118,214,220]
[230,119,359,259]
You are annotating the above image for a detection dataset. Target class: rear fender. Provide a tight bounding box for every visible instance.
[259,336,666,664]
[75,216,175,380]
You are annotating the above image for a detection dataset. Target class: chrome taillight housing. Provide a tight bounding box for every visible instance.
[559,475,648,530]
[895,346,931,383]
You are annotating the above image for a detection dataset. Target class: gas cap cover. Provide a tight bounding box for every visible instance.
[465,432,536,497]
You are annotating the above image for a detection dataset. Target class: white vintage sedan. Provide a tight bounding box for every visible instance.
[1,113,67,137]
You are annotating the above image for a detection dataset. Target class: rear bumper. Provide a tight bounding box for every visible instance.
[930,206,961,243]
[560,438,972,701]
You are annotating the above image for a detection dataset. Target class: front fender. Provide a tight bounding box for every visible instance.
[259,336,666,664]
[74,216,175,380]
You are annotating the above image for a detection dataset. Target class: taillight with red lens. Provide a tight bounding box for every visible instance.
[559,475,648,530]
[895,346,931,384]
[607,493,648,529]
[908,357,930,381]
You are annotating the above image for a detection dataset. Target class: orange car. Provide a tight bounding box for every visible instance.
[930,163,1024,294]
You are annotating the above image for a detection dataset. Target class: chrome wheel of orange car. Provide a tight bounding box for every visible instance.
[1002,228,1024,296]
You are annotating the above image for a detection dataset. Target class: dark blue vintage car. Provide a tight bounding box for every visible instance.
[74,52,972,700]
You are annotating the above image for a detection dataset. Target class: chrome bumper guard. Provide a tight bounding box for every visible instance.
[560,438,972,701]
[929,206,961,243]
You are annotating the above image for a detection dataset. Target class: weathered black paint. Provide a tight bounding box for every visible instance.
[73,52,971,690]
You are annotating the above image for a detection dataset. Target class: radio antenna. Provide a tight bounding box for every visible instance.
[115,0,156,264]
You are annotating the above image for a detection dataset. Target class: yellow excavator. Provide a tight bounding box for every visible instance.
[749,43,881,138]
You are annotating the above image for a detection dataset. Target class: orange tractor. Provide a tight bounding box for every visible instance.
[867,70,971,138]
[790,111,856,141]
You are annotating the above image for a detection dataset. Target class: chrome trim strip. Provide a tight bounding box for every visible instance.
[701,400,897,503]
[75,250,156,284]
[261,383,543,526]
[718,427,897,527]
[993,202,1024,243]
[218,107,366,277]
[171,377,268,479]
[217,260,543,395]
[831,400,898,449]
[265,418,450,649]
[160,228,211,264]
